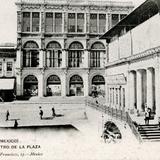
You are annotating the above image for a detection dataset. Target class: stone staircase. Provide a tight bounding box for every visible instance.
[138,124,160,142]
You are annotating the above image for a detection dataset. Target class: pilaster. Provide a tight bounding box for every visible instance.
[147,68,153,109]
[137,70,143,112]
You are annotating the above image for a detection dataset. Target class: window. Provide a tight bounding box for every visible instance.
[22,12,30,32]
[68,42,83,67]
[45,13,53,32]
[120,14,127,20]
[7,62,13,72]
[22,12,40,32]
[77,13,84,32]
[23,51,39,67]
[111,14,119,27]
[68,13,84,33]
[90,42,105,68]
[99,14,106,33]
[45,13,62,33]
[90,52,100,67]
[90,14,97,33]
[23,41,39,67]
[90,14,106,33]
[32,12,40,32]
[46,42,62,67]
[55,13,62,33]
[68,13,76,32]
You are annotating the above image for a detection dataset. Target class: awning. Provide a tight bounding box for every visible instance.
[0,79,15,90]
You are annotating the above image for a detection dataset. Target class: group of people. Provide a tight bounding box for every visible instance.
[39,106,56,120]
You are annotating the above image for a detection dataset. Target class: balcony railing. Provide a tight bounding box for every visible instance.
[16,0,133,7]
[85,99,143,143]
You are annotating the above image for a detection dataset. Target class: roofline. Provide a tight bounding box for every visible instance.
[100,0,160,41]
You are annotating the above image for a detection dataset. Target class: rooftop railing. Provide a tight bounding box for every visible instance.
[16,0,133,7]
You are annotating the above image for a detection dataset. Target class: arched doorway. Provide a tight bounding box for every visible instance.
[23,75,38,96]
[47,75,61,96]
[69,75,84,96]
[91,75,105,97]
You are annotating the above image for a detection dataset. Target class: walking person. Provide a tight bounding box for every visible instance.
[52,107,56,118]
[6,110,10,121]
[39,106,43,120]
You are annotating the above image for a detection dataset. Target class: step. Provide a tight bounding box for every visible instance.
[139,130,160,134]
[142,136,160,139]
[141,133,160,137]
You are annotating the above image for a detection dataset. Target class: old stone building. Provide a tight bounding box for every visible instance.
[0,43,16,101]
[101,0,160,120]
[15,0,133,97]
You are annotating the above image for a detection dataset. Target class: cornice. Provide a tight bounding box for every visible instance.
[106,46,160,68]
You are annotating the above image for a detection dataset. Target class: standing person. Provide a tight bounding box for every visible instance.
[6,110,10,121]
[52,107,56,117]
[39,106,43,120]
[144,108,150,125]
[14,120,18,128]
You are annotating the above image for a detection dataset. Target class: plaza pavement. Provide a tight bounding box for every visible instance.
[0,97,160,160]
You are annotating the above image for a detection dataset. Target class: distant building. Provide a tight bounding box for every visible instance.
[15,0,133,98]
[101,0,160,120]
[0,43,16,101]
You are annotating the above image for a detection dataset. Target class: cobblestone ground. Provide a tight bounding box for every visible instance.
[0,99,159,160]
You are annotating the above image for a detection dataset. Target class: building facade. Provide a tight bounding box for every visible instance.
[0,43,16,101]
[101,0,160,120]
[15,0,133,97]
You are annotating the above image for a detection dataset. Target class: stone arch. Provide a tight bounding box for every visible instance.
[46,75,61,96]
[23,41,39,49]
[90,41,105,50]
[91,75,105,97]
[69,74,84,96]
[46,41,62,49]
[23,75,38,97]
[69,41,84,50]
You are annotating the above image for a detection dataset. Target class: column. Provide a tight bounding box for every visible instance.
[86,13,90,33]
[39,50,44,68]
[155,66,160,120]
[16,69,23,96]
[38,72,44,97]
[137,70,142,112]
[129,71,135,110]
[84,49,89,68]
[61,71,67,96]
[147,68,153,109]
[62,49,67,68]
[107,13,112,30]
[121,87,124,110]
[16,49,22,68]
[62,12,65,33]
[84,72,89,96]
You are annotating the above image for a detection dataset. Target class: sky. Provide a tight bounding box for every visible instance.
[0,0,145,44]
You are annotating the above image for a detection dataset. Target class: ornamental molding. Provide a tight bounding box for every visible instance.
[21,4,41,10]
[109,7,130,12]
